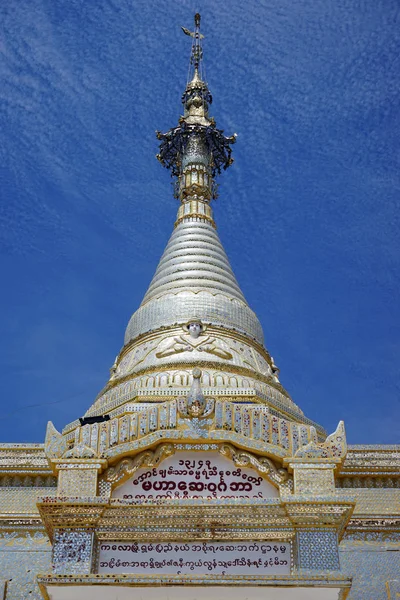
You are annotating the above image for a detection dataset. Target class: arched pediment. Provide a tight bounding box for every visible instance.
[101,443,291,499]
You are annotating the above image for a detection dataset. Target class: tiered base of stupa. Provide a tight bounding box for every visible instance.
[34,403,355,599]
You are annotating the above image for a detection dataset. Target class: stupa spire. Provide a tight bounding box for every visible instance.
[123,15,262,347]
[181,12,211,123]
[156,13,236,225]
[85,14,309,428]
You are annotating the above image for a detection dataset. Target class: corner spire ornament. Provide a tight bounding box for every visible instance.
[156,14,236,220]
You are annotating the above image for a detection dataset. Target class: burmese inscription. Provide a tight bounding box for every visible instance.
[112,451,279,500]
[98,541,291,575]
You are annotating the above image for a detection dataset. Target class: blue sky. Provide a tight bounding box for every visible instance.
[1,0,399,444]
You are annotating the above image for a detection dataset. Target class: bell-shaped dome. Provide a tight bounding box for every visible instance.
[124,218,264,346]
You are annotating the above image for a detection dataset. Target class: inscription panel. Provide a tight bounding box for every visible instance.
[113,451,279,500]
[98,541,291,575]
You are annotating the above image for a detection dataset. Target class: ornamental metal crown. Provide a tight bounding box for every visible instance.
[155,13,236,199]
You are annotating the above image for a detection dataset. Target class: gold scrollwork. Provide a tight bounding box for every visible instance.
[219,443,289,486]
[101,443,175,488]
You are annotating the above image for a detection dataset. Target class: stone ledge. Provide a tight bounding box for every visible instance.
[38,573,352,600]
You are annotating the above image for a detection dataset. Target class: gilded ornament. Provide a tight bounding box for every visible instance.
[101,443,175,487]
[219,443,289,485]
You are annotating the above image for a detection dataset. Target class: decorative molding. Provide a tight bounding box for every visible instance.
[102,441,290,492]
[63,443,97,459]
[0,445,51,475]
[336,476,400,488]
[0,474,56,487]
[37,572,353,590]
[219,443,289,486]
[101,443,175,488]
